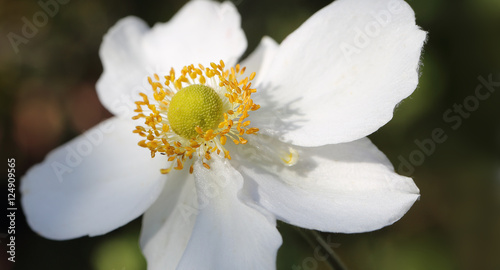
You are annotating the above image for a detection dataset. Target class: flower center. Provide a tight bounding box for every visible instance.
[167,84,223,139]
[132,60,260,174]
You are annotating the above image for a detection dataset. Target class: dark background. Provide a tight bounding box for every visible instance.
[1,0,500,269]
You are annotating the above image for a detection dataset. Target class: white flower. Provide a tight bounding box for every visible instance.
[21,0,426,269]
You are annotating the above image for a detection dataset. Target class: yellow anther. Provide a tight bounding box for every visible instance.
[175,159,183,170]
[195,126,203,135]
[160,168,172,174]
[224,150,231,160]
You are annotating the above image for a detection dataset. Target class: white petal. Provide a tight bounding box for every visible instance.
[254,0,427,146]
[240,36,279,86]
[143,0,247,71]
[233,137,419,233]
[176,156,282,270]
[96,16,151,118]
[96,0,247,118]
[21,117,167,240]
[140,170,196,270]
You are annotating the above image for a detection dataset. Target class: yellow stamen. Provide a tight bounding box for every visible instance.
[132,61,260,174]
[281,147,299,166]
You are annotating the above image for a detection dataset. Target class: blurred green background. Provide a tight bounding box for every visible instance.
[1,0,500,269]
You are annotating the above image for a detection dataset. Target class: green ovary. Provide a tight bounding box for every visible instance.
[167,84,223,139]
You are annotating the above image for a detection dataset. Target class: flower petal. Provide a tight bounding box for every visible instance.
[140,170,196,270]
[253,0,427,146]
[233,136,419,233]
[240,36,279,86]
[96,0,247,118]
[21,117,167,240]
[96,16,151,118]
[176,156,282,270]
[142,0,247,71]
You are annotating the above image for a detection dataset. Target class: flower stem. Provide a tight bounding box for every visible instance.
[296,228,349,270]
